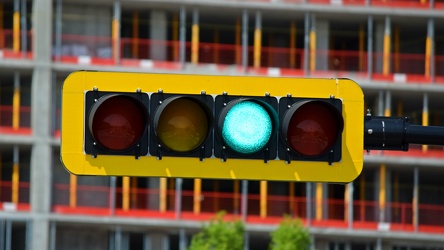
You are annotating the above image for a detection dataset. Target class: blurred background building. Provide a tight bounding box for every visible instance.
[0,0,444,249]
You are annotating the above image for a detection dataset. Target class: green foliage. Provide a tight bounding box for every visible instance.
[269,216,311,250]
[188,211,245,250]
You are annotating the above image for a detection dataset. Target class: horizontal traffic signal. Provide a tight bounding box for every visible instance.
[61,71,364,183]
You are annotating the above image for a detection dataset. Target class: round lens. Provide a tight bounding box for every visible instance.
[90,95,147,151]
[157,98,210,152]
[222,101,273,154]
[286,102,341,156]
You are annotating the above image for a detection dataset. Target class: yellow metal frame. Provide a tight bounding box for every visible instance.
[61,71,364,183]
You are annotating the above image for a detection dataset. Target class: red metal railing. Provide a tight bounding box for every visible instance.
[55,34,444,82]
[0,181,30,208]
[0,29,33,59]
[47,182,444,233]
[0,105,32,134]
[371,0,431,8]
[284,0,443,8]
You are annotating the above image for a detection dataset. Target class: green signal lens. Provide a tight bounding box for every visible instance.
[222,101,273,154]
[156,98,210,153]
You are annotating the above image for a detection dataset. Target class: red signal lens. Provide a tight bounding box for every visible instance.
[284,101,343,157]
[89,95,147,151]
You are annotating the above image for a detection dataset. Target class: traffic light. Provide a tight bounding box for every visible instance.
[278,97,343,164]
[149,92,213,159]
[61,71,364,183]
[84,90,149,158]
[214,95,278,161]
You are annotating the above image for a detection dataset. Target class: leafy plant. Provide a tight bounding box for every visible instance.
[188,211,245,250]
[269,216,311,250]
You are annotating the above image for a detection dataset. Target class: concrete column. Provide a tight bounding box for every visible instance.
[31,0,53,249]
[150,11,167,61]
[315,19,329,71]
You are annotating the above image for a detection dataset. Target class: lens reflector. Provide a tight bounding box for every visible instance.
[90,95,147,151]
[156,98,210,153]
[222,101,273,154]
[286,101,341,157]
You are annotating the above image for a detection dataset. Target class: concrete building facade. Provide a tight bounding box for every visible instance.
[0,0,444,249]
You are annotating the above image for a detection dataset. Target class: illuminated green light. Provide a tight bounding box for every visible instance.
[222,101,272,154]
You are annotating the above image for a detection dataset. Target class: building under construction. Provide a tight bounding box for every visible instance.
[0,0,444,249]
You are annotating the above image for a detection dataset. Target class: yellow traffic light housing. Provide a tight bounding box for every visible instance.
[61,71,364,183]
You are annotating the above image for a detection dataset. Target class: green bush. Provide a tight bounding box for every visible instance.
[269,216,311,250]
[188,212,245,250]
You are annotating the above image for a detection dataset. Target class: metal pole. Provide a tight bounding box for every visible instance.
[110,176,116,215]
[241,180,248,222]
[179,228,186,250]
[413,167,419,232]
[5,220,11,250]
[306,182,312,227]
[241,9,248,73]
[114,226,122,250]
[179,6,186,68]
[113,0,121,64]
[0,220,4,250]
[175,178,183,219]
[49,222,56,250]
[428,18,435,83]
[304,13,310,75]
[367,15,373,80]
[364,116,444,150]
[243,231,249,250]
[348,182,354,230]
[20,0,26,57]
